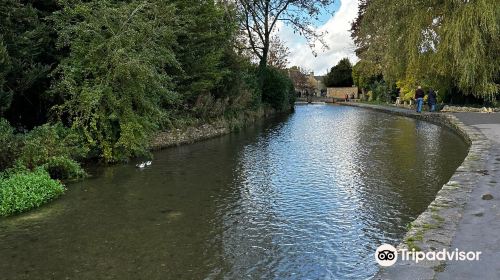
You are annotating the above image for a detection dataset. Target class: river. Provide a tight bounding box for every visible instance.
[0,104,468,279]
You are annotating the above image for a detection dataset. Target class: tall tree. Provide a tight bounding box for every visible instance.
[324,58,353,87]
[352,0,499,100]
[235,0,335,68]
[172,0,237,102]
[352,60,381,94]
[51,0,180,162]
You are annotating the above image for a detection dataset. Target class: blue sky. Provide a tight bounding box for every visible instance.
[313,1,342,25]
[277,0,359,75]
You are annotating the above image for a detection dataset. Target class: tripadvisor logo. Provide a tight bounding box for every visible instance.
[375,244,398,267]
[375,244,482,267]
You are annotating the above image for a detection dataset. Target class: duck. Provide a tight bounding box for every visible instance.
[146,161,152,166]
[136,162,146,169]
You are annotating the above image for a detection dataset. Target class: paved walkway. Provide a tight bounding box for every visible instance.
[437,113,500,280]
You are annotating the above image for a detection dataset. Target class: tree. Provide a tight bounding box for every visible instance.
[51,0,180,162]
[324,58,353,87]
[352,0,499,100]
[235,0,335,68]
[267,35,290,70]
[288,66,311,94]
[261,66,294,110]
[352,60,382,92]
[172,0,237,103]
[0,0,58,126]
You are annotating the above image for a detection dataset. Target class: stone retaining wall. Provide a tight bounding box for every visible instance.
[150,107,279,150]
[340,103,491,279]
[327,87,359,99]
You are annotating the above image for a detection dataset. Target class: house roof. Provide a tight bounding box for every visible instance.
[314,76,324,82]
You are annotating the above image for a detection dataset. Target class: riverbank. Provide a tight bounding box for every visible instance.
[435,113,500,280]
[340,102,498,279]
[151,106,281,150]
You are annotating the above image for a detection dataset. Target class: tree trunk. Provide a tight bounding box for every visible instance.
[260,46,269,69]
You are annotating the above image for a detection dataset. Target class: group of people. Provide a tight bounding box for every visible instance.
[344,93,355,102]
[414,86,437,113]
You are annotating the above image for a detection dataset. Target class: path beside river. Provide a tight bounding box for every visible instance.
[436,113,500,280]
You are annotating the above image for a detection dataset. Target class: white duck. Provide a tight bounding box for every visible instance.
[146,161,152,166]
[136,162,146,169]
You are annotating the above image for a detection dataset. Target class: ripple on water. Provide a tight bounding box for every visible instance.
[0,104,468,280]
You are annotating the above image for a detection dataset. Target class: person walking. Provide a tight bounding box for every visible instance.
[415,86,425,113]
[428,88,437,112]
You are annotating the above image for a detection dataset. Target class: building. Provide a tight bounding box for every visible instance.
[307,72,327,97]
[288,67,327,97]
[327,87,359,100]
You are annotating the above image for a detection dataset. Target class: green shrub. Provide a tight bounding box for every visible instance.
[51,0,180,162]
[42,156,86,180]
[19,123,87,169]
[0,118,21,171]
[369,80,391,102]
[0,168,65,216]
[261,66,295,111]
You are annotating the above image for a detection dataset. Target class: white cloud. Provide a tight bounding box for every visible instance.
[278,0,360,75]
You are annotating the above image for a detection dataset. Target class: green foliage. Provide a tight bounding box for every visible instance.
[173,0,237,101]
[324,58,354,87]
[51,0,180,162]
[369,80,391,102]
[0,118,21,171]
[353,0,499,100]
[217,50,262,104]
[0,168,65,216]
[191,50,262,120]
[19,123,87,169]
[0,0,293,165]
[396,77,419,102]
[0,0,57,125]
[261,67,295,111]
[0,39,12,114]
[352,60,382,90]
[438,0,499,99]
[42,156,86,180]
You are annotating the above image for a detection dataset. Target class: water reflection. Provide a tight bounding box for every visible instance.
[0,104,468,279]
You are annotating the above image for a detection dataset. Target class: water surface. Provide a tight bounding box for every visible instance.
[0,105,468,279]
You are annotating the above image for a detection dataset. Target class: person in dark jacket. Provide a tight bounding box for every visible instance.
[415,86,425,113]
[427,88,437,112]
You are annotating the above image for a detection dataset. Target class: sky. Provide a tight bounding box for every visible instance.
[277,0,360,76]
